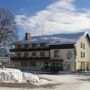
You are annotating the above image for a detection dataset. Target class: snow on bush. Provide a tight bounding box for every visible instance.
[24,73,50,85]
[24,72,39,84]
[0,68,24,83]
[0,68,40,84]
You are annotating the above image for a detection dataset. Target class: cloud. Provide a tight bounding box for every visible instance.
[15,0,90,36]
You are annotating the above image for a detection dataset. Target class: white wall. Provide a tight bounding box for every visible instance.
[75,33,90,71]
[50,49,75,71]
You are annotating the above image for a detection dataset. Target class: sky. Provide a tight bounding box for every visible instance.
[0,0,90,38]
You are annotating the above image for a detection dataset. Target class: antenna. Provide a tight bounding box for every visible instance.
[37,23,47,37]
[41,24,44,37]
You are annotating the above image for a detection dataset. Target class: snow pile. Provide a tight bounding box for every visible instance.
[24,73,51,85]
[0,68,40,83]
[0,68,50,85]
[37,79,51,85]
[24,73,39,84]
[0,68,24,83]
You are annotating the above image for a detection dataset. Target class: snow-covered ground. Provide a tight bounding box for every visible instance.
[0,69,90,90]
[38,73,90,90]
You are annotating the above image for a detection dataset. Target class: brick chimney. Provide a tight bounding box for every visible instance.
[25,33,31,40]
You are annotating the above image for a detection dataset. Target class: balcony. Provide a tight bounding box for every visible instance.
[10,47,50,52]
[10,57,50,61]
[10,56,64,62]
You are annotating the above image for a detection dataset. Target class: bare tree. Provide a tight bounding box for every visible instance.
[0,8,18,47]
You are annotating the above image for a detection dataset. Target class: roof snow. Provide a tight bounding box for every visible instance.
[20,32,85,45]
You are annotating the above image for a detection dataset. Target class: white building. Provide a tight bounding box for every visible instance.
[10,32,90,72]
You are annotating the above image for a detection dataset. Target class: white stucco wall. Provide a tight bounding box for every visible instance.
[50,49,75,71]
[75,33,90,71]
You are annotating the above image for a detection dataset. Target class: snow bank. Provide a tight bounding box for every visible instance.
[0,68,50,85]
[0,68,24,83]
[24,72,39,84]
[22,73,51,85]
[37,79,50,85]
[0,68,40,83]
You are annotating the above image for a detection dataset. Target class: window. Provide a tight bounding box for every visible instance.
[74,47,77,59]
[17,53,21,57]
[80,62,85,70]
[81,52,85,58]
[17,44,22,49]
[24,52,29,57]
[67,51,72,59]
[29,62,36,66]
[32,52,36,57]
[83,44,85,49]
[83,52,85,57]
[81,52,83,58]
[24,44,29,49]
[21,62,28,66]
[54,50,59,57]
[81,42,85,49]
[32,44,37,48]
[81,43,83,48]
[40,52,45,57]
[28,45,32,48]
[40,43,45,47]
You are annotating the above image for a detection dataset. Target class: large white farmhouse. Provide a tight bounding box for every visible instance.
[10,32,90,72]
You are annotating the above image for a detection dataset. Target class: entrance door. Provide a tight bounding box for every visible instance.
[50,60,63,72]
[44,62,49,71]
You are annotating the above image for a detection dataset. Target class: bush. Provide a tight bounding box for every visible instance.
[76,69,85,73]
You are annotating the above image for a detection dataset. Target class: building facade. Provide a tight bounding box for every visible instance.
[10,32,90,72]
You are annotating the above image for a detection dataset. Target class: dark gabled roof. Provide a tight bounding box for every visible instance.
[20,32,85,45]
